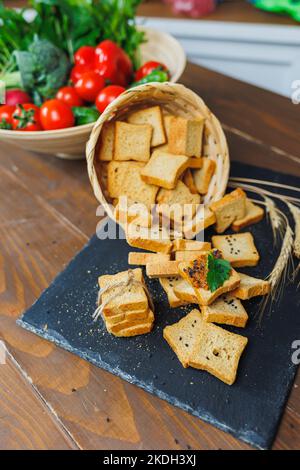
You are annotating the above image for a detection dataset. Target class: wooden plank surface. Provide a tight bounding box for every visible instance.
[0,62,299,450]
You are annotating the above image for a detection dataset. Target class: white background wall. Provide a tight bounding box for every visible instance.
[138,17,300,97]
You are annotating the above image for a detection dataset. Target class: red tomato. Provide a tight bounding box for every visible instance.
[0,105,15,125]
[12,104,42,131]
[95,85,125,113]
[40,100,75,131]
[135,61,169,82]
[5,89,32,107]
[70,63,94,84]
[95,40,132,87]
[56,86,84,107]
[75,71,105,102]
[74,46,95,66]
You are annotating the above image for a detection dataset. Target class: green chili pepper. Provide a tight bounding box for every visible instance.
[72,107,100,126]
[130,68,169,88]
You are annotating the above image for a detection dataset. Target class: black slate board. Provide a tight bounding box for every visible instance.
[18,162,300,450]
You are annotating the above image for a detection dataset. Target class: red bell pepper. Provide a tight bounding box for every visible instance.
[94,40,133,88]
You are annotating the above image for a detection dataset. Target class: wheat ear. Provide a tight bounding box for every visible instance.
[264,196,284,245]
[287,202,300,280]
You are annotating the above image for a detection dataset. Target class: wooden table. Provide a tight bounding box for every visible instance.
[0,62,299,450]
[138,0,299,25]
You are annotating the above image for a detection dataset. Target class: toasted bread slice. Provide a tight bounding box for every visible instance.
[168,116,204,157]
[173,278,198,303]
[107,161,158,208]
[187,158,203,169]
[212,232,260,267]
[98,268,148,316]
[126,224,173,253]
[159,276,189,308]
[114,121,152,162]
[156,180,201,222]
[141,151,189,189]
[127,105,166,147]
[231,273,270,299]
[173,239,211,252]
[146,261,180,278]
[98,122,115,161]
[193,158,216,195]
[178,253,241,305]
[175,250,210,262]
[163,309,204,367]
[179,207,216,239]
[189,323,248,385]
[106,309,154,334]
[128,252,170,266]
[209,188,247,233]
[103,307,149,325]
[182,168,199,194]
[114,199,151,226]
[232,200,264,232]
[112,316,154,337]
[201,294,248,327]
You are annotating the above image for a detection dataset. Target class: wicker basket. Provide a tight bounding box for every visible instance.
[86,82,229,223]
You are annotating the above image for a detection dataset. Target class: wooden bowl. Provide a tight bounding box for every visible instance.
[0,28,186,160]
[86,82,230,225]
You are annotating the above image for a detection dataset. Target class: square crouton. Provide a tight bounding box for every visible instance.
[127,105,166,147]
[141,151,189,189]
[209,188,247,234]
[114,121,152,162]
[201,294,248,328]
[189,322,248,385]
[193,158,216,195]
[98,122,115,161]
[107,161,158,209]
[182,168,199,194]
[98,268,149,316]
[159,276,189,308]
[178,253,241,305]
[212,232,260,267]
[156,180,201,223]
[128,252,170,266]
[231,273,270,299]
[126,224,173,253]
[163,309,204,367]
[232,199,264,231]
[173,206,216,240]
[146,260,180,278]
[173,239,211,252]
[168,116,204,157]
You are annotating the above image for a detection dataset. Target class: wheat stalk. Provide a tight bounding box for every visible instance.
[264,196,285,245]
[287,202,300,280]
[230,177,300,195]
[258,223,294,319]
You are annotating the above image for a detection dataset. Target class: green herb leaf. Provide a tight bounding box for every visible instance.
[206,253,231,292]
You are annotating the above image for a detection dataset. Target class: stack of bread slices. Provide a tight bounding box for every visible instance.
[98,268,154,337]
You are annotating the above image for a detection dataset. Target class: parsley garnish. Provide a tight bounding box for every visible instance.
[206,253,231,292]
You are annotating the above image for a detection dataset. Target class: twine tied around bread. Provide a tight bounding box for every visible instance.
[92,269,154,322]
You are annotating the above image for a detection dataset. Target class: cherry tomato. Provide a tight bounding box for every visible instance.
[95,40,132,87]
[95,85,125,113]
[56,86,84,107]
[0,105,15,125]
[5,89,32,107]
[40,100,75,131]
[75,71,105,102]
[70,63,94,84]
[12,104,42,131]
[135,61,169,82]
[74,46,95,66]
